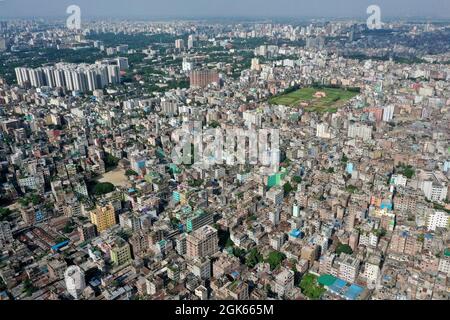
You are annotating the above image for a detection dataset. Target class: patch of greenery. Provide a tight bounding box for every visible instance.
[217,229,232,249]
[374,228,387,237]
[232,247,247,263]
[0,207,12,221]
[281,158,291,168]
[63,220,76,234]
[269,86,359,114]
[22,278,37,297]
[417,234,425,243]
[292,176,302,184]
[266,251,286,270]
[336,243,353,256]
[93,182,115,195]
[299,273,326,300]
[245,248,263,269]
[209,120,220,128]
[86,32,179,50]
[396,164,415,179]
[283,182,294,194]
[433,203,450,214]
[188,179,204,188]
[104,153,120,170]
[18,194,42,207]
[125,169,139,176]
[170,217,180,229]
[345,185,358,194]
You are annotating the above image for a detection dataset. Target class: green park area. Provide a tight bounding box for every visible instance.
[269,87,359,113]
[299,273,326,300]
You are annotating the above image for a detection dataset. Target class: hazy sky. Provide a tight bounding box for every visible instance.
[0,0,449,19]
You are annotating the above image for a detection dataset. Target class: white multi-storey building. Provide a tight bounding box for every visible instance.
[348,123,373,141]
[363,255,381,289]
[391,174,408,187]
[419,172,448,202]
[15,59,124,93]
[273,267,295,298]
[438,254,450,276]
[337,253,360,283]
[243,110,262,128]
[316,123,334,139]
[382,105,395,122]
[266,187,284,206]
[359,232,379,247]
[65,266,86,300]
[427,211,449,231]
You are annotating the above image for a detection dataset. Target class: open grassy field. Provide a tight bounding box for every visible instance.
[269,87,359,113]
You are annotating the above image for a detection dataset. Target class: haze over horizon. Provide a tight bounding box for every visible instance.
[0,0,450,20]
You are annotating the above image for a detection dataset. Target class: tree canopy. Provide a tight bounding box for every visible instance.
[93,182,115,195]
[336,243,353,255]
[266,251,286,270]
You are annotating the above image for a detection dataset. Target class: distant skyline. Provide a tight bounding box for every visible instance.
[0,0,450,20]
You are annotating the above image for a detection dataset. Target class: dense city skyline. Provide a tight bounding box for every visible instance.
[0,0,449,308]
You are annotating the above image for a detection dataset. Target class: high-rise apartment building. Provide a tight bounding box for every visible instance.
[15,59,124,92]
[187,258,211,280]
[189,69,219,88]
[65,266,86,300]
[0,38,7,52]
[273,267,295,297]
[337,253,360,283]
[187,35,195,49]
[363,255,381,289]
[427,211,449,231]
[186,225,218,258]
[175,39,185,50]
[420,173,448,202]
[348,123,373,141]
[90,204,117,233]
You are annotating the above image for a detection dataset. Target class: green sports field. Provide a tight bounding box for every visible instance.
[269,87,359,113]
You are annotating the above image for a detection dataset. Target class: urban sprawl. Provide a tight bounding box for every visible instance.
[0,18,449,301]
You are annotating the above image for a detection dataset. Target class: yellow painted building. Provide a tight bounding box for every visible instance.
[90,204,117,233]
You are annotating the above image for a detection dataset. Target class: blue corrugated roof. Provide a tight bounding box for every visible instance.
[344,284,364,300]
[51,240,69,251]
[329,278,347,293]
[290,229,301,238]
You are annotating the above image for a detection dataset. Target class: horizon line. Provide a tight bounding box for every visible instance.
[1,14,450,22]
